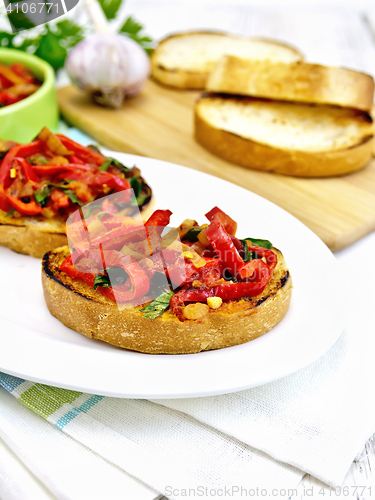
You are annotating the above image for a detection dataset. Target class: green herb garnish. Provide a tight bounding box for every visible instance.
[93,266,128,290]
[4,208,15,218]
[99,157,126,172]
[34,185,51,207]
[98,0,122,20]
[65,190,82,206]
[183,228,201,242]
[93,274,111,290]
[140,290,174,319]
[129,176,141,196]
[0,9,153,72]
[119,16,154,55]
[242,238,272,249]
[240,240,262,262]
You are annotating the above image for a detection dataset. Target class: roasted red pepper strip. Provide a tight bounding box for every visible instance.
[31,163,95,176]
[56,135,106,166]
[70,218,144,256]
[205,213,243,275]
[61,250,149,302]
[9,63,36,83]
[88,171,130,192]
[0,92,19,107]
[68,154,86,165]
[15,158,40,184]
[101,198,118,214]
[0,141,42,186]
[205,206,237,236]
[238,259,270,281]
[247,245,278,272]
[173,278,269,303]
[170,262,270,321]
[145,209,172,227]
[6,190,43,215]
[144,209,172,253]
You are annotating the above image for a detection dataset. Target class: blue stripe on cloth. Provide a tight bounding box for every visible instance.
[0,372,25,392]
[55,395,104,430]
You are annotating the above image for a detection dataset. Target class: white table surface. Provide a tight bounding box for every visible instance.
[1,1,375,498]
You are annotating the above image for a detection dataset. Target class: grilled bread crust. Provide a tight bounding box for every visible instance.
[206,56,375,112]
[42,246,292,354]
[151,31,303,90]
[0,184,154,258]
[0,213,66,258]
[195,95,374,177]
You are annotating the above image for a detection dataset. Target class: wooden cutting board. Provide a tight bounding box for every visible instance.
[57,80,375,252]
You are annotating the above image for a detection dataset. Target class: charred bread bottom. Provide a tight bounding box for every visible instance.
[42,246,293,354]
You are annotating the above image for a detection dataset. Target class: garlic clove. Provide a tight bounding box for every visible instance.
[66,33,151,108]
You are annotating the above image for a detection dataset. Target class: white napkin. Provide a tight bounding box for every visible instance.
[152,325,374,488]
[1,234,375,499]
[0,389,157,500]
[0,383,303,499]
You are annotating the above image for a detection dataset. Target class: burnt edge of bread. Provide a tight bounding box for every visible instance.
[252,269,290,307]
[42,251,97,302]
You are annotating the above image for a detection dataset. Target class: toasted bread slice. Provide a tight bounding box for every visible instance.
[42,246,292,354]
[195,95,374,177]
[151,31,303,89]
[0,211,67,258]
[206,56,375,112]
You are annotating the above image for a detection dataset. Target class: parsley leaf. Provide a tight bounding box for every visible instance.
[65,189,82,206]
[140,290,174,319]
[0,20,83,71]
[129,176,141,197]
[35,26,67,71]
[184,228,201,242]
[34,185,51,207]
[93,266,128,290]
[98,0,122,20]
[0,7,152,70]
[0,2,153,72]
[93,274,110,290]
[242,238,273,249]
[4,208,15,218]
[99,157,125,172]
[119,16,154,54]
[240,240,261,263]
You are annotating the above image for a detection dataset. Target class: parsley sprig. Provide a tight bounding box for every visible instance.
[34,181,83,208]
[93,266,129,290]
[140,290,174,319]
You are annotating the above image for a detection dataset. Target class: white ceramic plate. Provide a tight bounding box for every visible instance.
[0,153,346,399]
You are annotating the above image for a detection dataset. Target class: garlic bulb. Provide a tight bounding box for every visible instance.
[66,33,150,108]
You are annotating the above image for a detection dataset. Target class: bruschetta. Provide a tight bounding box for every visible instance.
[0,128,152,257]
[42,206,292,354]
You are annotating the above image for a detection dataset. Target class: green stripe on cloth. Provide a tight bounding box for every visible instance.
[19,384,82,418]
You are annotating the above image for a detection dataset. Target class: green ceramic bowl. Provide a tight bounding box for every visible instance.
[0,48,59,143]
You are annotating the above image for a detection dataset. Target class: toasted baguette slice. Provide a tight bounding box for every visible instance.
[0,212,67,258]
[206,56,375,112]
[195,95,374,177]
[42,246,292,355]
[151,31,302,89]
